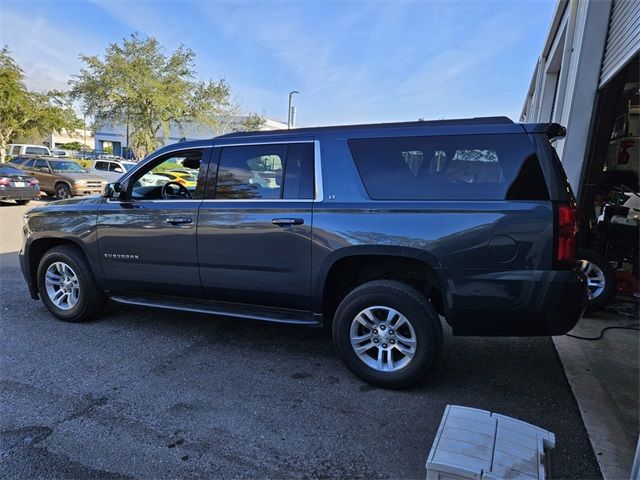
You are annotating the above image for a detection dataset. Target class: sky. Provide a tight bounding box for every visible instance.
[0,0,556,127]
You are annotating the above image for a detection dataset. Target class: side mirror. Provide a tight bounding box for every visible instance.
[114,167,124,173]
[104,182,122,198]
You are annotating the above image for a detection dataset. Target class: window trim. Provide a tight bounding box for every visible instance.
[113,140,323,203]
[109,146,210,204]
[202,139,322,203]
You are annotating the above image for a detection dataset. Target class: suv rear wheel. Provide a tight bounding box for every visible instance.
[37,245,105,322]
[577,249,616,314]
[332,280,442,389]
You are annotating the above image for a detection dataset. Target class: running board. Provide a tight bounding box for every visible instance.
[109,294,322,326]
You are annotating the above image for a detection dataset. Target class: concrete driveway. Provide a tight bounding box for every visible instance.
[0,200,601,479]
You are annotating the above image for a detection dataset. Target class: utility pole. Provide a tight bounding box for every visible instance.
[288,91,300,129]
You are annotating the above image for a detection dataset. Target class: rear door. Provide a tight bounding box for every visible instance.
[33,158,55,192]
[197,140,316,311]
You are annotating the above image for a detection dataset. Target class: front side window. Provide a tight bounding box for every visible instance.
[49,161,86,173]
[213,143,314,200]
[34,159,49,171]
[349,134,548,200]
[128,150,205,200]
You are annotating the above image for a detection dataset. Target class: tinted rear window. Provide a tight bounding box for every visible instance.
[348,134,548,200]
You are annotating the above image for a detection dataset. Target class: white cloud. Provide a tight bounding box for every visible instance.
[0,7,103,93]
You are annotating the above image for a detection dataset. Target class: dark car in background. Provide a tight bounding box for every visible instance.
[19,117,587,388]
[11,156,107,199]
[0,164,40,205]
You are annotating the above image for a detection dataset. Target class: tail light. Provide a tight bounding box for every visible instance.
[556,203,577,268]
[176,179,186,185]
[618,139,635,165]
[0,178,10,186]
[29,178,39,186]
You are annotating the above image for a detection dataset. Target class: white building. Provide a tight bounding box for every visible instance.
[521,0,639,199]
[94,116,287,158]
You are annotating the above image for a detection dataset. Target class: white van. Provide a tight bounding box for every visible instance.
[8,144,52,157]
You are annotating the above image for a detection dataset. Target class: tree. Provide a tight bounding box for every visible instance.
[70,33,234,159]
[57,141,86,151]
[233,113,266,132]
[0,46,81,163]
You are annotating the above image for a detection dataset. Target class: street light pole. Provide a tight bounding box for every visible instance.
[288,90,300,129]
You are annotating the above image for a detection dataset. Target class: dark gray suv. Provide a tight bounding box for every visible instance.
[19,117,587,388]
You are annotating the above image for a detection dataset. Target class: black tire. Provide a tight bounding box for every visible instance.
[55,183,72,199]
[577,249,616,314]
[15,200,30,205]
[36,245,106,322]
[332,280,443,389]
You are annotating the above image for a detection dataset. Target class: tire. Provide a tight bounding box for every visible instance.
[15,200,30,205]
[55,183,72,199]
[577,249,616,314]
[36,245,106,322]
[332,280,443,389]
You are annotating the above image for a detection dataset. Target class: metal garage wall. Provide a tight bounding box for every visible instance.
[600,0,640,86]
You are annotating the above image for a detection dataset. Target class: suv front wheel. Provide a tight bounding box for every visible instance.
[37,245,105,322]
[332,280,442,389]
[55,183,72,199]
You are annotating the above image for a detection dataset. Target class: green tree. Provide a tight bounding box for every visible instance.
[57,141,86,151]
[70,33,234,159]
[0,46,81,163]
[233,113,266,132]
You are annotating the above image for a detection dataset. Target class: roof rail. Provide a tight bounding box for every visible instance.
[215,116,515,138]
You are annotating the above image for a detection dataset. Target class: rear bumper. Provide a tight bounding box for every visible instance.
[442,268,588,336]
[0,186,40,201]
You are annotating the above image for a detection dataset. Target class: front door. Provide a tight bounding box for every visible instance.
[96,147,210,296]
[197,141,316,311]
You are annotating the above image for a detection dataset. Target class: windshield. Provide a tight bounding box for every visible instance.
[50,161,86,173]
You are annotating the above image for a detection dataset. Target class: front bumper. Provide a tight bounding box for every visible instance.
[442,268,588,336]
[70,187,105,196]
[19,247,39,300]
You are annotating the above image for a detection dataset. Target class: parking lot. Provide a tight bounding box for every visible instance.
[0,200,601,479]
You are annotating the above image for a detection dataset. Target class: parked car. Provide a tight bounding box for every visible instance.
[19,117,587,388]
[156,171,197,187]
[7,144,51,157]
[88,159,137,182]
[0,163,40,205]
[12,156,107,199]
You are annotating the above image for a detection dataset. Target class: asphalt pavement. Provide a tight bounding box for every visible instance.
[0,200,601,479]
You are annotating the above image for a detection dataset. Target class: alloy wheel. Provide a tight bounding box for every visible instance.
[349,306,417,372]
[578,259,606,300]
[44,261,80,310]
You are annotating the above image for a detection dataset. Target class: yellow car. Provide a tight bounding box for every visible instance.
[156,171,197,188]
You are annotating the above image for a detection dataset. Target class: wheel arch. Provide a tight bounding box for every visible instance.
[53,181,72,195]
[26,236,93,296]
[314,246,447,322]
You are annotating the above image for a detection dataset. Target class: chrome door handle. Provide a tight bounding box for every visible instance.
[271,218,304,226]
[165,216,192,225]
